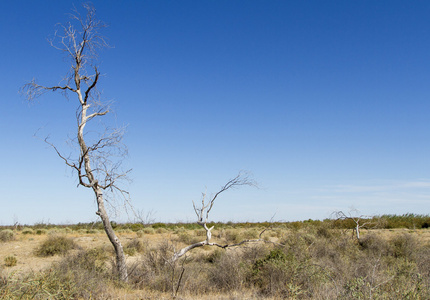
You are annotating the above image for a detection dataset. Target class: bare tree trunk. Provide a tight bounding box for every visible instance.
[22,4,130,281]
[95,189,127,281]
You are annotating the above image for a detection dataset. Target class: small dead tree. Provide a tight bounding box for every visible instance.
[169,172,278,263]
[22,4,130,281]
[333,209,374,241]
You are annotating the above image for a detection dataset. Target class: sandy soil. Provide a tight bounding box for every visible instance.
[0,231,164,275]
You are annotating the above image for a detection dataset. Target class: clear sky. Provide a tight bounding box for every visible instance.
[1,1,429,225]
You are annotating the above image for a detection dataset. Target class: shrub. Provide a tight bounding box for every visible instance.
[4,256,17,267]
[225,229,243,243]
[359,233,389,256]
[143,227,155,235]
[21,227,34,235]
[177,232,201,245]
[390,233,418,259]
[0,230,14,242]
[208,251,247,292]
[128,241,173,291]
[243,228,260,239]
[156,228,168,234]
[35,229,47,235]
[124,239,144,256]
[47,228,67,235]
[61,247,110,274]
[35,235,79,257]
[251,248,292,296]
[152,223,167,229]
[0,251,113,299]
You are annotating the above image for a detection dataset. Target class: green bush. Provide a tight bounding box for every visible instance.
[0,230,14,242]
[151,223,167,229]
[35,235,79,257]
[21,227,34,235]
[35,229,47,235]
[4,256,17,267]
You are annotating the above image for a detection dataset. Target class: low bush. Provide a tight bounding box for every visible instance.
[35,235,79,257]
[21,227,34,235]
[4,256,17,267]
[208,250,247,292]
[143,227,155,235]
[156,228,168,234]
[177,232,201,245]
[124,239,144,256]
[225,229,243,243]
[2,220,430,299]
[390,233,419,259]
[0,249,113,299]
[35,229,47,235]
[0,230,14,242]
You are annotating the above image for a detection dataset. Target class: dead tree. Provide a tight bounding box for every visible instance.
[333,209,374,241]
[169,172,279,263]
[22,4,130,281]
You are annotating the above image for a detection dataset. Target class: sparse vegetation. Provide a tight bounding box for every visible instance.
[1,216,430,298]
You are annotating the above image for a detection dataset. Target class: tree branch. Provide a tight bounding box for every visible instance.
[169,172,275,263]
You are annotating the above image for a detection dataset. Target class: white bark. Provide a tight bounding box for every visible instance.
[22,4,129,281]
[333,210,375,242]
[169,173,279,263]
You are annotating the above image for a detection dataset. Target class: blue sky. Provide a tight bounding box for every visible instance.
[1,1,429,225]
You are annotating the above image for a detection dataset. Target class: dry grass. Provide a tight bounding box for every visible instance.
[1,226,430,299]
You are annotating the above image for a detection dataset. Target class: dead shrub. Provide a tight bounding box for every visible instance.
[208,250,247,292]
[128,241,173,291]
